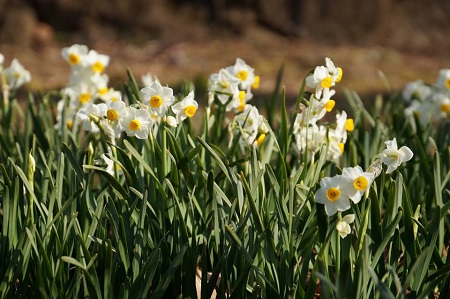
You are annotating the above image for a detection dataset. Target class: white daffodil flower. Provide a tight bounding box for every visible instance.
[208,68,241,109]
[314,175,351,216]
[325,57,343,84]
[101,154,123,176]
[336,214,355,238]
[61,44,88,68]
[171,91,198,123]
[105,98,128,137]
[230,104,266,148]
[225,58,256,90]
[305,65,332,99]
[434,68,450,90]
[76,102,108,133]
[120,107,153,139]
[3,59,31,88]
[402,80,432,103]
[433,93,450,119]
[381,138,414,174]
[340,166,374,204]
[141,81,175,117]
[86,50,110,73]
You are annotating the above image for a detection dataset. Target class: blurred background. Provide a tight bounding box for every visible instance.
[1,0,450,102]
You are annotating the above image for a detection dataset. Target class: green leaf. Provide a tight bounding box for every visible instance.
[150,244,188,299]
[83,165,129,199]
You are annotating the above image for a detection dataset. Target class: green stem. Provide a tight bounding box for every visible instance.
[161,119,167,179]
[335,214,341,276]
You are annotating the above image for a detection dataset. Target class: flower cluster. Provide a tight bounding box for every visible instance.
[314,137,413,237]
[293,58,353,162]
[208,58,260,112]
[0,53,31,90]
[403,69,450,129]
[56,44,198,140]
[208,58,267,148]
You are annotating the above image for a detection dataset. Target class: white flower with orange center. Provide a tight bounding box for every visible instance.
[382,138,413,174]
[325,57,343,83]
[225,58,256,90]
[208,69,240,109]
[99,88,122,103]
[87,50,110,73]
[314,175,351,216]
[231,104,266,148]
[120,107,152,139]
[61,44,88,68]
[433,93,450,119]
[330,111,354,145]
[91,72,108,90]
[105,98,127,137]
[63,83,96,108]
[306,65,333,98]
[141,81,175,117]
[434,68,450,90]
[340,166,374,204]
[171,91,198,123]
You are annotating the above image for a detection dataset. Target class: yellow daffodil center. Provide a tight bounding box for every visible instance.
[184,105,197,117]
[237,91,246,112]
[79,93,91,104]
[239,91,246,103]
[338,142,345,153]
[321,76,333,89]
[92,62,105,73]
[256,134,266,146]
[111,97,118,102]
[326,187,341,202]
[440,103,450,113]
[353,176,369,191]
[345,119,354,131]
[98,87,108,95]
[68,53,80,65]
[252,76,260,89]
[150,95,163,108]
[129,119,141,131]
[336,67,343,83]
[324,100,335,112]
[107,109,119,121]
[445,78,450,89]
[237,70,248,81]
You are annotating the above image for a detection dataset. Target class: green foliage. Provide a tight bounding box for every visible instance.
[0,68,449,299]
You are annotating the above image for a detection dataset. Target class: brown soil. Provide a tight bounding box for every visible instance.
[1,4,450,104]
